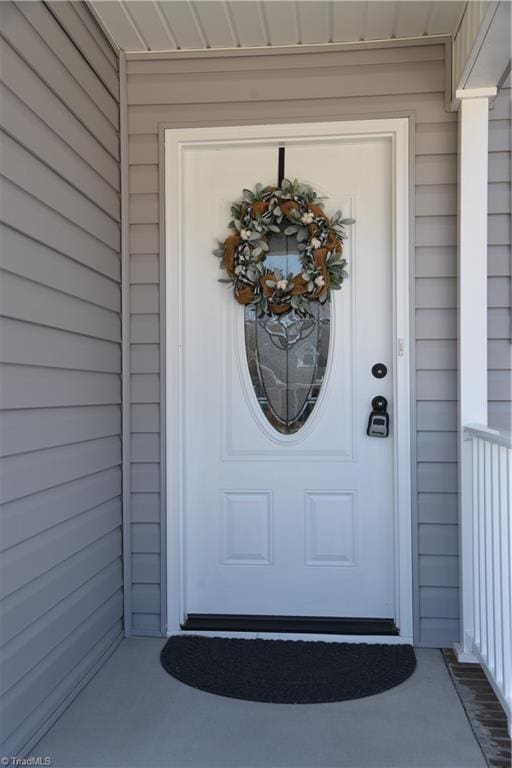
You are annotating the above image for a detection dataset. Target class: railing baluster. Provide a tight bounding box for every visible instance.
[489,443,501,680]
[491,442,501,681]
[479,437,487,659]
[473,436,480,648]
[485,441,495,673]
[501,444,512,714]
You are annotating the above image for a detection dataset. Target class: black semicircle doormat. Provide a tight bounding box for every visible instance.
[160,636,416,704]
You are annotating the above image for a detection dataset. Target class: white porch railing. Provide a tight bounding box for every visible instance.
[462,424,512,735]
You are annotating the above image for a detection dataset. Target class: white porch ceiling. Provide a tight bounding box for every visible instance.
[89,1,466,53]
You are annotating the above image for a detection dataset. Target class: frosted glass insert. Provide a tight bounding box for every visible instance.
[244,235,330,435]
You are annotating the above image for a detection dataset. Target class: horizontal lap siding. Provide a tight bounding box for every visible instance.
[0,2,121,757]
[488,84,511,432]
[126,42,459,645]
[416,88,458,646]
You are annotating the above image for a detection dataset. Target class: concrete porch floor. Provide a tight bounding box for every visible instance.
[31,639,486,768]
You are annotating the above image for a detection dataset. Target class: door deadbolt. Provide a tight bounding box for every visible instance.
[372,363,388,379]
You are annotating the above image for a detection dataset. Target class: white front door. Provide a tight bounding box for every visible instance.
[165,121,412,636]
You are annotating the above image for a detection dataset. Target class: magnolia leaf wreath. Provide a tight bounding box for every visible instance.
[213,178,354,316]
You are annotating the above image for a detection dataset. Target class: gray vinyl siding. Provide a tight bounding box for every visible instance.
[125,40,460,646]
[0,1,122,757]
[488,78,512,433]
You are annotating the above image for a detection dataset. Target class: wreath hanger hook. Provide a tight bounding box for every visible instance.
[277,146,286,187]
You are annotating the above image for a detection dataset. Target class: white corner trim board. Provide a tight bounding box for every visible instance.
[164,119,412,644]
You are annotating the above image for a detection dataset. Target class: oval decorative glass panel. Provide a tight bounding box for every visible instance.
[244,234,331,435]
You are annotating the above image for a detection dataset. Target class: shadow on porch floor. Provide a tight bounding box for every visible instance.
[31,639,485,768]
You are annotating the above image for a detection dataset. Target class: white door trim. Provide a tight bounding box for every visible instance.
[164,118,413,643]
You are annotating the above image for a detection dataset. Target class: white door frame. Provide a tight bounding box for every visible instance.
[164,118,413,643]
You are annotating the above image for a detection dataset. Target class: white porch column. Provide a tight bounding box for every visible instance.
[455,87,496,662]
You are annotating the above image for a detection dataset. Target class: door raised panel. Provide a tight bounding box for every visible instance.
[305,491,357,567]
[221,490,272,566]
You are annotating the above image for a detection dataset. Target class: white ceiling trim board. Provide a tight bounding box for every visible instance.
[123,33,452,61]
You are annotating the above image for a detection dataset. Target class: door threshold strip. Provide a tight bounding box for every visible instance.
[181,614,399,635]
